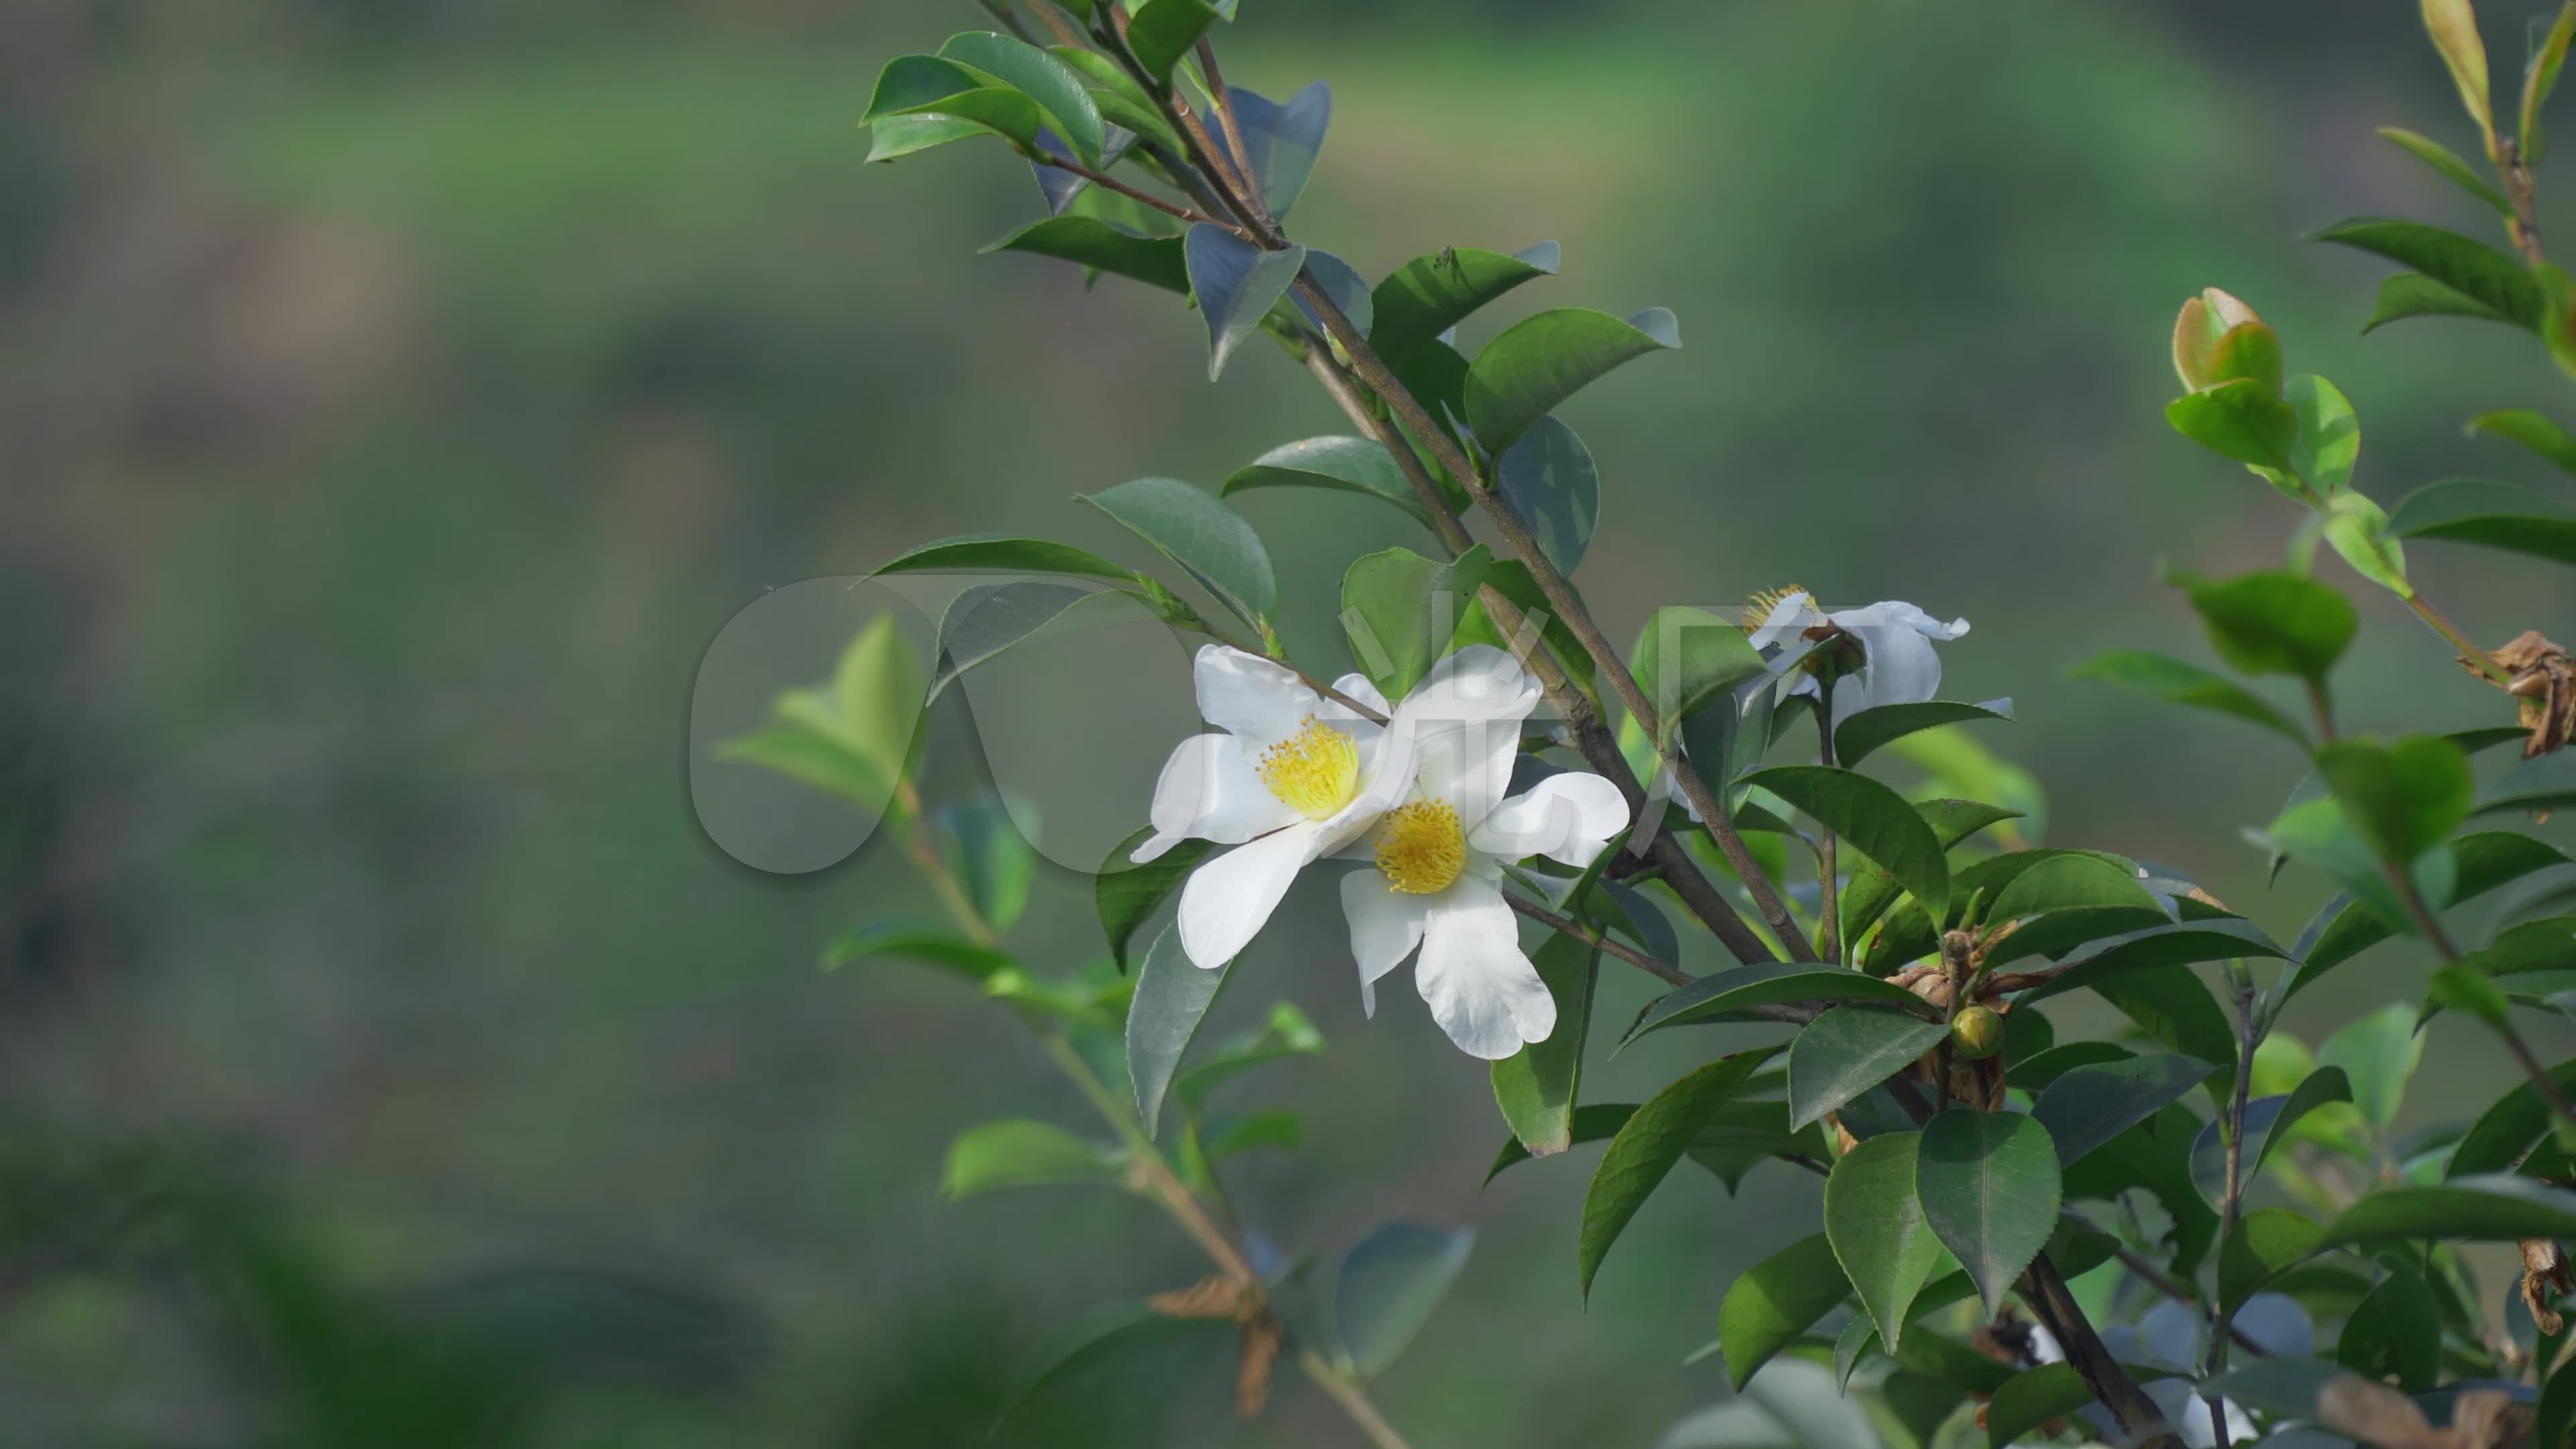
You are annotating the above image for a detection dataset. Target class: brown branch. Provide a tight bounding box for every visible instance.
[1026,152,1237,231]
[1505,896,1690,989]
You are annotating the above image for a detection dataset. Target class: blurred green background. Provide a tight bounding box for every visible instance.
[9,1,2576,1443]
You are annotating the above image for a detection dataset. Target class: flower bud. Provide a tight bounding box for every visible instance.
[2171,288,2282,394]
[1951,1005,2006,1061]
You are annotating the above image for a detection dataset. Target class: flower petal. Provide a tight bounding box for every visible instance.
[1319,672,1391,725]
[1134,733,1302,861]
[1177,820,1324,969]
[1413,882,1556,1059]
[1746,590,1819,649]
[1192,644,1318,748]
[1340,868,1429,1018]
[1411,718,1523,830]
[1848,616,1943,708]
[1468,770,1631,865]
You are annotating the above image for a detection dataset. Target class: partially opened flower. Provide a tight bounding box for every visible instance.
[1139,645,1540,973]
[1338,657,1629,1059]
[1746,588,1970,718]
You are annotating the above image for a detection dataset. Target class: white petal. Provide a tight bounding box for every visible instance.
[1413,883,1556,1059]
[1469,771,1631,865]
[1410,718,1523,828]
[1396,646,1542,735]
[1318,672,1391,724]
[1139,733,1300,861]
[1746,590,1819,649]
[1192,645,1318,748]
[1177,821,1324,969]
[1340,869,1429,1017]
[1849,617,1943,708]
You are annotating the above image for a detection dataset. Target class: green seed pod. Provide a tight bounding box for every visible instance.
[1951,1005,2006,1061]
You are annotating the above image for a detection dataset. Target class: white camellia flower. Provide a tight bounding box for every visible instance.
[1337,656,1630,1061]
[1747,588,1970,718]
[1138,644,1542,974]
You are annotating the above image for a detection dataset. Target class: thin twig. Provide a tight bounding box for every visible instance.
[2203,979,2261,1449]
[1505,896,1687,988]
[1194,38,1272,231]
[1817,690,1841,965]
[1297,1351,1415,1449]
[1026,152,1236,230]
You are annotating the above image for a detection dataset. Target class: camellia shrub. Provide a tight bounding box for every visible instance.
[727,1,2576,1444]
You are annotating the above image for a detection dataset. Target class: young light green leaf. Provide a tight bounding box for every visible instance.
[1227,83,1331,219]
[2422,0,2499,150]
[2316,735,2474,865]
[2525,2,2576,163]
[2312,217,2539,328]
[937,32,1107,165]
[1786,1008,1953,1131]
[1490,934,1598,1157]
[2287,375,2360,496]
[1494,416,1600,575]
[1745,765,1949,918]
[1579,1049,1780,1297]
[943,1120,1128,1198]
[1717,1234,1851,1390]
[1221,436,1435,527]
[1917,1112,2061,1316]
[2031,1055,2218,1169]
[1334,1221,1474,1378]
[1340,545,1491,700]
[1183,225,1307,382]
[2468,407,2576,476]
[2387,476,2576,564]
[1079,476,1277,627]
[2183,570,2357,682]
[1832,699,2014,767]
[1127,926,1231,1138]
[2364,270,2519,332]
[2377,126,2512,212]
[2067,650,2308,747]
[1368,242,1560,363]
[2319,1004,2425,1130]
[1823,1131,1945,1352]
[1462,307,1680,454]
[2166,378,2297,472]
[2288,831,2565,998]
[2322,490,2412,596]
[984,217,1192,294]
[820,926,1016,982]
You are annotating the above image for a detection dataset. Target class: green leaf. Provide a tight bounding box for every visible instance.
[2312,217,2540,329]
[929,581,1157,700]
[1224,83,1330,219]
[2088,968,2240,1096]
[1490,934,1598,1158]
[2166,378,2297,471]
[2423,914,2576,1021]
[931,794,1035,932]
[2424,0,2499,141]
[2190,1068,2355,1205]
[1744,766,1949,919]
[1786,1008,1953,1132]
[2320,1172,2576,1244]
[864,54,989,119]
[2220,1208,2326,1309]
[2481,751,2576,815]
[1339,545,1492,700]
[1170,1002,1324,1107]
[1291,248,1374,339]
[2286,830,2567,999]
[1049,47,1185,152]
[2363,270,2516,332]
[2316,735,2475,865]
[938,32,1107,165]
[883,85,1044,153]
[2388,476,2576,564]
[1096,828,1214,973]
[1182,225,1305,382]
[1493,416,1599,574]
[1124,0,1222,85]
[2449,1059,2576,1177]
[1462,307,1680,455]
[1220,436,1434,527]
[1578,1049,1779,1297]
[2430,963,2516,1026]
[2065,651,2307,747]
[1839,800,2022,951]
[2288,374,2361,495]
[1627,963,1931,1040]
[862,113,994,164]
[2031,1055,2218,1169]
[1985,1362,2179,1448]
[2377,125,2513,213]
[1917,1112,2061,1316]
[1630,607,1766,742]
[943,1120,1128,1198]
[2338,1261,2443,1391]
[2469,407,2576,476]
[1334,1221,1473,1378]
[1079,476,1277,627]
[983,216,1191,294]
[1823,1131,1945,1352]
[994,1301,1233,1430]
[1832,699,2013,768]
[1981,854,2163,929]
[2322,490,2412,596]
[1716,1234,1851,1391]
[1368,242,1560,363]
[2183,570,2357,682]
[716,722,896,814]
[2526,2,2576,164]
[821,926,1016,982]
[874,533,1146,584]
[2319,1004,2425,1130]
[1483,1102,1635,1187]
[1126,926,1231,1139]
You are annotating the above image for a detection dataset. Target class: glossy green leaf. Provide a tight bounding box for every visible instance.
[1490,934,1598,1157]
[820,926,1016,982]
[1717,1234,1851,1391]
[1124,0,1223,84]
[863,112,995,163]
[1226,83,1330,219]
[1340,545,1491,701]
[863,54,988,120]
[1079,476,1276,626]
[2377,125,2512,212]
[1048,47,1185,152]
[1334,1221,1473,1378]
[943,1120,1128,1198]
[1096,827,1214,973]
[1747,765,1948,919]
[2338,1260,2442,1391]
[2469,408,2576,477]
[1985,1362,2179,1448]
[1182,225,1305,382]
[2285,374,2361,496]
[2449,1059,2576,1177]
[938,32,1106,165]
[2388,476,2576,564]
[2065,651,2307,747]
[1786,1008,1951,1132]
[1368,242,1560,363]
[1483,1102,1635,1187]
[2011,1041,2134,1091]
[1462,307,1680,454]
[875,533,1144,584]
[2287,831,2566,999]
[2316,734,2474,865]
[984,215,1191,294]
[929,581,1157,700]
[2021,918,2288,1007]
[2031,1055,2218,1169]
[2322,1172,2576,1244]
[2481,751,2576,815]
[2312,217,2540,328]
[2090,969,2240,1098]
[2319,1004,2424,1130]
[1221,436,1433,526]
[1494,416,1599,575]
[1629,963,1930,1041]
[2219,1208,2326,1309]
[2363,270,2516,331]
[1833,699,2013,767]
[2166,378,2297,471]
[2190,1069,2353,1205]
[1917,1112,2061,1316]
[2426,914,2576,1019]
[2322,490,2413,596]
[1126,926,1230,1138]
[1982,855,2163,930]
[1839,800,2021,951]
[1628,606,1766,743]
[1823,1131,1945,1352]
[1579,1049,1779,1297]
[2184,570,2357,682]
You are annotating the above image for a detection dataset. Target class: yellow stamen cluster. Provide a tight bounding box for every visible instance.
[1741,584,1811,634]
[1375,799,1467,895]
[1256,715,1360,820]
